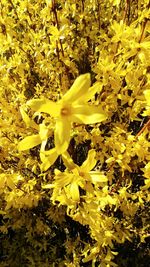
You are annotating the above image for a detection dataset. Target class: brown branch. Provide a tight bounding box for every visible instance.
[139,19,148,43]
[123,0,130,23]
[136,119,150,137]
[52,0,64,57]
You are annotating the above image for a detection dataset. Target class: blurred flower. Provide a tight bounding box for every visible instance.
[27,73,107,155]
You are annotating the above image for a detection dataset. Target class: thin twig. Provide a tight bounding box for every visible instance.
[139,19,148,43]
[52,0,64,57]
[136,119,150,137]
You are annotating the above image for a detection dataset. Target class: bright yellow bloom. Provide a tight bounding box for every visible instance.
[62,149,108,187]
[43,149,108,204]
[18,74,107,171]
[27,73,107,154]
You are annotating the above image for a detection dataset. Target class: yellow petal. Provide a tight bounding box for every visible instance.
[70,182,80,201]
[42,184,54,189]
[90,172,108,183]
[144,90,150,106]
[62,151,77,170]
[27,98,60,117]
[81,149,96,172]
[0,174,6,188]
[39,123,49,141]
[78,82,103,103]
[72,105,107,124]
[18,135,41,151]
[40,148,58,171]
[20,106,39,130]
[54,118,71,154]
[63,73,91,103]
[7,176,16,190]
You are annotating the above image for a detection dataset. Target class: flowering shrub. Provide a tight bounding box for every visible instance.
[0,0,150,266]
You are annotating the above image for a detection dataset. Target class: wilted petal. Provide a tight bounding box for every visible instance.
[55,118,71,154]
[18,135,41,151]
[81,149,96,172]
[72,105,107,124]
[40,148,58,171]
[63,73,91,103]
[27,98,60,117]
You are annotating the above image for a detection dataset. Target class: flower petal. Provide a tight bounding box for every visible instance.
[70,182,80,201]
[81,149,96,172]
[90,172,108,184]
[78,82,103,103]
[40,148,58,171]
[63,73,91,103]
[27,98,60,117]
[54,118,71,154]
[18,135,41,151]
[144,90,150,106]
[72,105,107,124]
[20,106,39,130]
[39,123,49,141]
[62,151,77,170]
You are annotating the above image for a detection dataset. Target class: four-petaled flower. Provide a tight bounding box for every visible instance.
[43,149,108,204]
[18,73,107,170]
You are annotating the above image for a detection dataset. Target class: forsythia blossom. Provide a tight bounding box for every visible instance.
[43,149,108,205]
[18,73,107,170]
[26,73,107,153]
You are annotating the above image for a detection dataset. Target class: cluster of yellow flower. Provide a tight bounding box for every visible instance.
[0,0,150,266]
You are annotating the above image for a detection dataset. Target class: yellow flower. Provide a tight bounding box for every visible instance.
[27,73,107,154]
[62,149,108,186]
[43,149,108,204]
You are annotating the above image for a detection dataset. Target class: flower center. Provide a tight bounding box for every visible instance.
[60,105,71,116]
